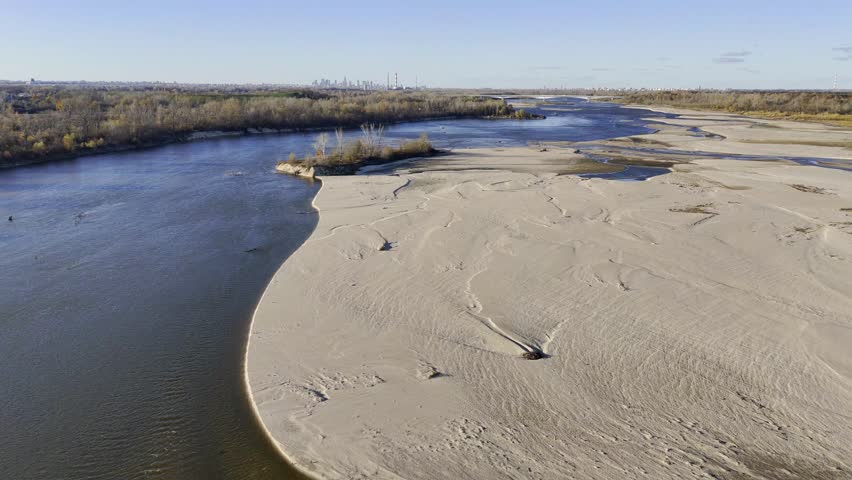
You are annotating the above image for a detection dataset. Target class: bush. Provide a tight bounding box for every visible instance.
[288,130,434,168]
[399,133,431,156]
[63,133,76,151]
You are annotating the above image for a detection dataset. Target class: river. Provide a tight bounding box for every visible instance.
[0,99,671,479]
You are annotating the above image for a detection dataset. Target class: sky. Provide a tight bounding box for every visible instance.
[1,0,851,89]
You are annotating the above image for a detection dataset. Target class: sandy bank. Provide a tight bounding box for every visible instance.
[248,111,852,479]
[623,105,852,161]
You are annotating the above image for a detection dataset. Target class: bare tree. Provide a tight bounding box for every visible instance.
[334,128,345,157]
[59,94,103,139]
[359,123,385,156]
[312,132,329,159]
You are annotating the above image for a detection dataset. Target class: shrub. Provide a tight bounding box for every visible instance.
[399,133,431,156]
[290,130,433,168]
[63,133,76,151]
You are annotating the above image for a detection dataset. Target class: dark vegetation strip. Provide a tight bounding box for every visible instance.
[616,90,852,127]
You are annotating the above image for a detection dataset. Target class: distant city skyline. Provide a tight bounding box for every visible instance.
[310,74,422,90]
[1,0,850,89]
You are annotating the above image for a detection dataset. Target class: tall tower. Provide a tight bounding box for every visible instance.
[834,72,838,92]
[387,72,390,90]
[395,72,399,89]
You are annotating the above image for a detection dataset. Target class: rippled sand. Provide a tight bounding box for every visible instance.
[248,111,852,479]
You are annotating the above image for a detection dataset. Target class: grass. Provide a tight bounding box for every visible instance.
[670,203,716,214]
[591,151,683,168]
[622,137,674,147]
[789,184,828,194]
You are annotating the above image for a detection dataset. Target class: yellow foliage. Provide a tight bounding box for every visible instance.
[63,133,76,151]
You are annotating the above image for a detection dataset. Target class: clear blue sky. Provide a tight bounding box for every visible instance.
[2,0,850,89]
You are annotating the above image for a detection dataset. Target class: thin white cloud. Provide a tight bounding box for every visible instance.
[833,45,852,61]
[714,57,746,64]
[714,50,752,64]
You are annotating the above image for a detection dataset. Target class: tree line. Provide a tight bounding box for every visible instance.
[619,90,851,116]
[1,88,534,167]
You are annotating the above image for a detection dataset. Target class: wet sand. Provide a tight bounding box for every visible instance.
[247,109,852,479]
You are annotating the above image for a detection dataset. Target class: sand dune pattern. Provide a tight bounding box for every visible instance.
[248,109,852,479]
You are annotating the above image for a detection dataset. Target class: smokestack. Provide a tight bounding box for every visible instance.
[395,72,398,89]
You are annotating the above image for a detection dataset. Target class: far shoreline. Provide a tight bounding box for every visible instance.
[1,114,545,170]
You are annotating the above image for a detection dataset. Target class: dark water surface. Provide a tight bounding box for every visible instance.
[0,140,321,480]
[381,97,669,149]
[0,100,672,480]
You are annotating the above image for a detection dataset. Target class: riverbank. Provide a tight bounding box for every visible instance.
[616,91,852,128]
[3,89,540,169]
[247,109,852,479]
[621,104,852,160]
[1,114,547,170]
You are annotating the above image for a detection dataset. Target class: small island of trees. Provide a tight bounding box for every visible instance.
[278,124,437,176]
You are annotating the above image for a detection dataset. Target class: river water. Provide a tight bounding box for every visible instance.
[0,100,672,479]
